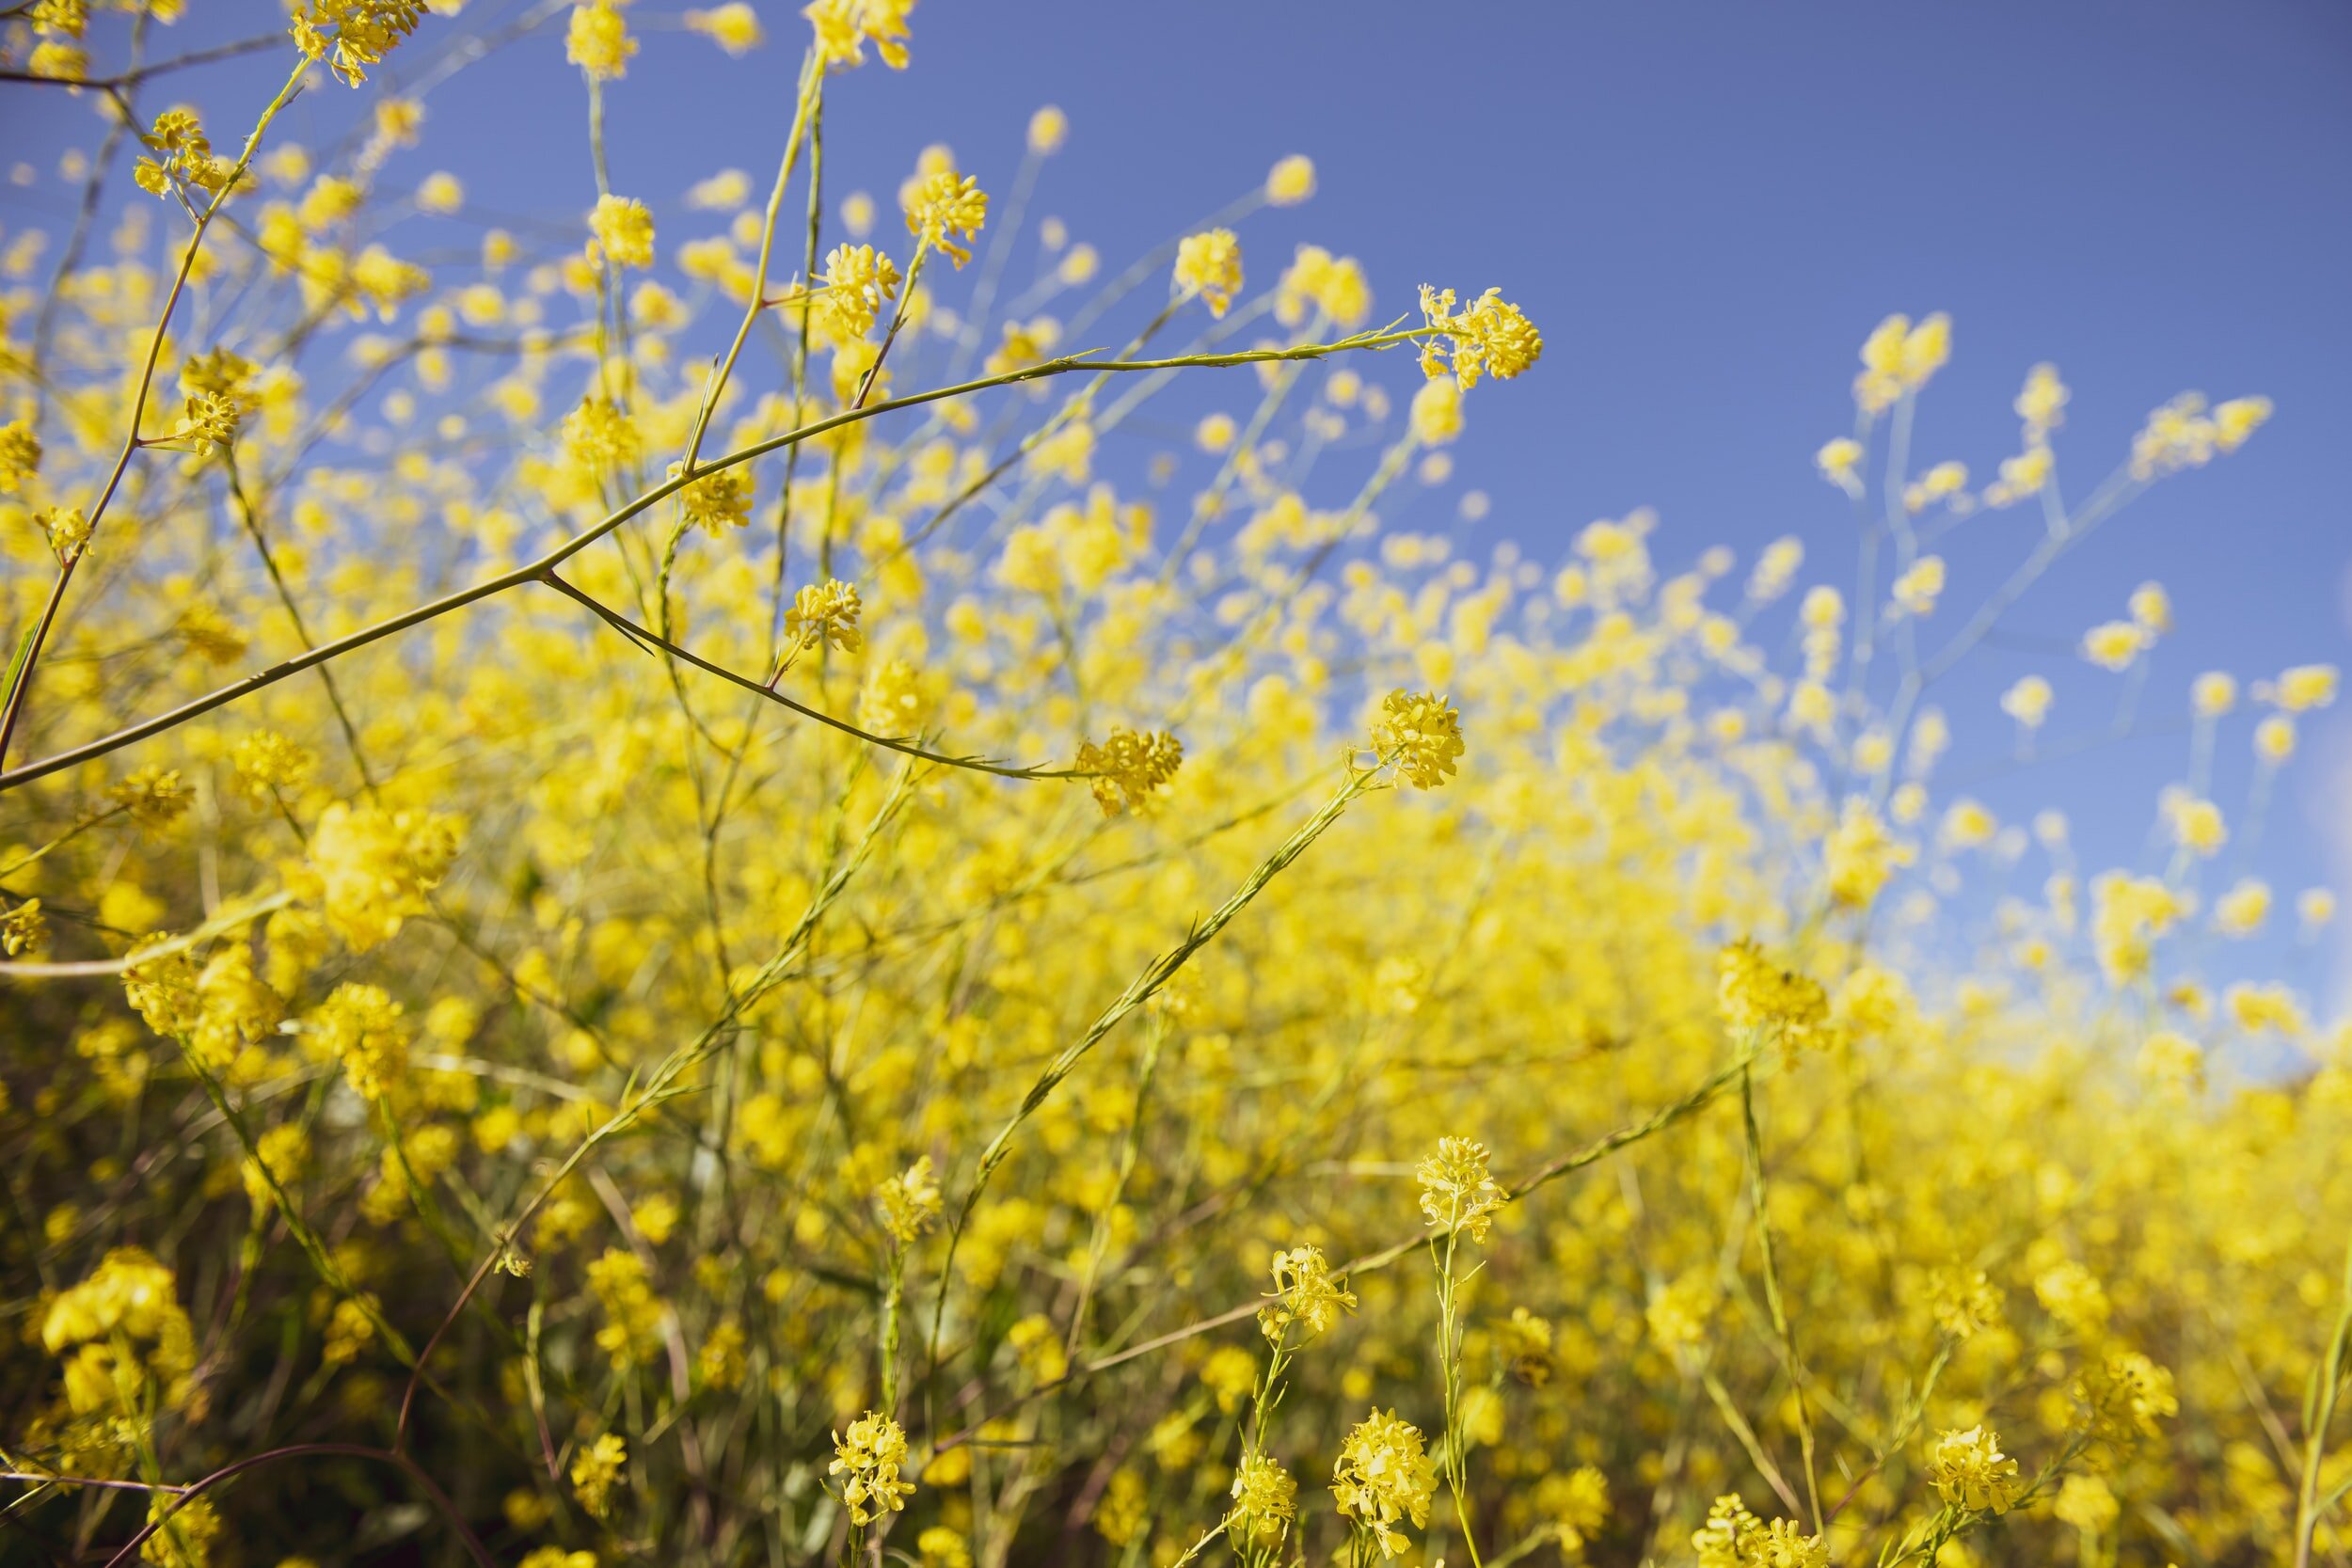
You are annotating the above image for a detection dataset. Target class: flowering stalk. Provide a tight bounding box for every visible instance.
[0,52,312,769]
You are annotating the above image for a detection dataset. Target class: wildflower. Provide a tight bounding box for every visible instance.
[1692,1493,1759,1568]
[858,657,929,736]
[1499,1306,1555,1386]
[1416,1135,1507,1243]
[2016,361,2069,439]
[904,169,987,267]
[1854,311,1949,413]
[2213,877,2269,936]
[1330,1408,1437,1559]
[686,2,762,54]
[1410,376,1464,446]
[1275,244,1371,328]
[570,1432,627,1519]
[2130,580,2173,634]
[1927,1267,2002,1340]
[2049,1476,2121,1536]
[785,578,863,654]
[1265,154,1316,205]
[0,421,39,498]
[562,394,641,477]
[1815,436,1863,490]
[1891,555,1945,616]
[2138,1029,2205,1094]
[310,982,408,1101]
[2075,1349,2177,1442]
[2256,713,2296,763]
[2081,620,2147,672]
[1747,1517,1831,1568]
[1231,1452,1297,1542]
[2266,662,2339,712]
[1823,800,1911,908]
[142,1495,220,1568]
[1928,1425,2023,1513]
[875,1154,942,1243]
[814,243,901,340]
[231,730,318,806]
[1905,459,1969,511]
[1076,727,1184,816]
[806,0,914,71]
[28,39,86,78]
[1259,1243,1358,1341]
[1417,285,1542,388]
[1173,229,1244,318]
[44,1247,199,1419]
[587,1247,666,1369]
[831,1410,915,1525]
[566,0,636,79]
[668,460,753,535]
[1,899,47,957]
[123,938,202,1038]
[2000,674,2053,729]
[1027,103,1069,154]
[1370,689,1466,789]
[305,802,461,951]
[290,0,425,86]
[1717,939,1829,1047]
[176,391,241,455]
[40,505,90,561]
[589,195,655,269]
[240,1122,309,1212]
[134,110,228,198]
[112,766,191,827]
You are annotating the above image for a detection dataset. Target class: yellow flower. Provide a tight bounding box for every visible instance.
[1330,1408,1436,1559]
[1717,939,1829,1048]
[1415,1134,1506,1243]
[2266,662,2338,712]
[1816,799,1910,907]
[1370,689,1466,789]
[289,0,426,87]
[831,1411,915,1525]
[806,0,914,71]
[1173,228,1244,318]
[306,801,462,951]
[1076,727,1184,816]
[669,460,753,535]
[1813,436,1863,492]
[1259,1243,1358,1341]
[1,898,48,958]
[1027,104,1069,154]
[310,982,408,1101]
[875,1154,942,1243]
[0,420,43,493]
[589,194,655,269]
[1417,285,1543,388]
[2080,619,2147,672]
[1231,1452,1297,1542]
[904,169,987,267]
[1265,154,1316,205]
[570,1432,627,1519]
[814,243,902,341]
[2000,674,2053,729]
[1928,1425,2023,1513]
[565,0,635,79]
[1410,376,1464,446]
[786,578,864,654]
[686,2,762,55]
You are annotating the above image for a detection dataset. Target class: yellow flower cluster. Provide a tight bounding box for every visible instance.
[0,12,2337,1568]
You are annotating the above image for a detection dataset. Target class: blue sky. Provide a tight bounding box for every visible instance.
[6,0,2348,1005]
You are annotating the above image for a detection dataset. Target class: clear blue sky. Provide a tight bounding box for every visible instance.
[7,0,2348,1006]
